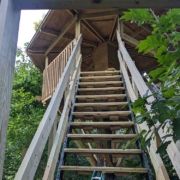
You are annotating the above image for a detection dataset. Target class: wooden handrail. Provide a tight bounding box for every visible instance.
[117,30,180,179]
[42,39,75,102]
[43,54,82,180]
[15,34,82,180]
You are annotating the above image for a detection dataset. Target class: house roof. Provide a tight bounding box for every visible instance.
[27,9,157,72]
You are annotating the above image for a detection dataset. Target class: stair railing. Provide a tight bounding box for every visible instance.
[42,39,75,102]
[15,34,82,180]
[117,30,180,179]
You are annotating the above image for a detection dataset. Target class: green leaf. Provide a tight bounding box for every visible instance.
[121,9,154,25]
[149,67,166,80]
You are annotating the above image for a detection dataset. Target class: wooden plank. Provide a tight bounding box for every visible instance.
[70,121,134,128]
[76,94,126,100]
[68,134,137,140]
[80,75,121,81]
[60,166,147,174]
[0,0,20,178]
[43,55,82,180]
[73,111,131,117]
[78,87,125,92]
[16,0,180,9]
[79,81,123,86]
[64,148,142,155]
[74,102,128,107]
[81,70,120,76]
[80,10,120,20]
[15,35,82,180]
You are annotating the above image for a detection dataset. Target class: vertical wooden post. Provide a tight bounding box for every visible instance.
[45,56,49,68]
[75,19,81,82]
[48,116,58,155]
[75,19,81,40]
[0,0,20,179]
[117,20,124,37]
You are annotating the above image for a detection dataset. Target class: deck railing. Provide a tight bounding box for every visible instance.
[117,30,180,180]
[42,39,76,102]
[15,34,82,180]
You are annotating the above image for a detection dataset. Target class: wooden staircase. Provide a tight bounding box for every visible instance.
[56,70,150,180]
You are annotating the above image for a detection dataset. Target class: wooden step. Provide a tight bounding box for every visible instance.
[70,121,134,129]
[60,166,148,174]
[64,148,142,156]
[76,94,126,100]
[74,102,128,107]
[73,111,131,118]
[67,134,137,140]
[80,75,121,82]
[80,70,120,76]
[78,87,125,95]
[79,81,123,88]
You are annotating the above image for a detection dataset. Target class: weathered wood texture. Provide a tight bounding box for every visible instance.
[15,0,180,9]
[42,40,75,102]
[0,0,20,179]
[60,166,148,174]
[15,35,82,180]
[43,54,82,180]
[117,30,180,179]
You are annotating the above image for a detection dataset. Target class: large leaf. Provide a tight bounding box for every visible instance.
[121,9,154,25]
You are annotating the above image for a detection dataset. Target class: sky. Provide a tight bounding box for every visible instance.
[17,10,48,48]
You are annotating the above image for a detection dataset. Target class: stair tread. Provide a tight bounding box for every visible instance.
[80,75,121,79]
[76,94,126,99]
[78,87,125,91]
[81,70,120,75]
[79,81,123,85]
[64,148,142,154]
[70,121,134,128]
[73,111,131,116]
[67,134,137,139]
[74,102,128,107]
[60,166,148,173]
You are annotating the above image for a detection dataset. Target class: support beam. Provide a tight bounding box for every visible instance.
[80,10,120,20]
[109,16,118,41]
[40,29,58,37]
[75,19,81,39]
[82,20,105,42]
[15,0,180,9]
[67,9,104,42]
[40,28,97,50]
[0,0,20,179]
[122,33,139,47]
[45,16,77,56]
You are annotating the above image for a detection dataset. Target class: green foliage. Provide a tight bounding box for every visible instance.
[33,13,46,31]
[121,9,154,25]
[3,46,45,180]
[33,20,42,31]
[122,7,180,142]
[121,9,180,178]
